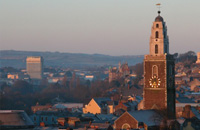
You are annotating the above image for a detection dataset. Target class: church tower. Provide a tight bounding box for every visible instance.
[143,11,175,119]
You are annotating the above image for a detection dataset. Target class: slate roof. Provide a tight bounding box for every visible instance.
[106,101,114,105]
[93,97,111,108]
[176,103,200,107]
[95,114,117,121]
[125,101,138,107]
[191,107,200,120]
[0,110,34,127]
[114,109,126,115]
[128,110,163,126]
[53,103,83,109]
[136,96,143,102]
[176,97,195,103]
[33,110,69,116]
[90,123,110,129]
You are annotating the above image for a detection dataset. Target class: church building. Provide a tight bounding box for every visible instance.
[143,10,176,119]
[108,62,130,83]
[114,10,177,130]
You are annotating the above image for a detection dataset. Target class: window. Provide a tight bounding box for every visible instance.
[155,44,158,54]
[152,65,158,77]
[155,31,159,38]
[52,117,54,122]
[41,117,43,121]
[122,123,130,130]
[156,24,159,28]
[45,117,48,121]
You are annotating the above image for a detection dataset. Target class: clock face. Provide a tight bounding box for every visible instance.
[149,75,161,88]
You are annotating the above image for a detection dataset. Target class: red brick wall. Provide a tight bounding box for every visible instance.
[143,55,176,119]
[144,60,166,110]
[114,112,138,130]
[144,89,166,109]
[115,102,128,111]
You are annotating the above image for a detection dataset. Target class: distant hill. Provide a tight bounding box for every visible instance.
[0,50,143,68]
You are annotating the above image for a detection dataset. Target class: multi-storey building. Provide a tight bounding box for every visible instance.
[26,56,43,79]
[109,62,130,83]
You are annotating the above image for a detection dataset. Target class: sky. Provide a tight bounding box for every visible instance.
[0,0,200,56]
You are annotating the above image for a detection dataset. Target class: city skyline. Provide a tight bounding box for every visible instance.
[1,0,200,56]
[1,1,200,129]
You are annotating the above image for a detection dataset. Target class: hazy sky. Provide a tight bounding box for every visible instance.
[0,0,200,56]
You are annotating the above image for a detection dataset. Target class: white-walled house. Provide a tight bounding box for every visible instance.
[83,98,115,114]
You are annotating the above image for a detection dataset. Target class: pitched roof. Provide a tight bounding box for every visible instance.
[0,110,34,127]
[93,97,111,108]
[125,101,138,107]
[33,110,69,116]
[90,122,110,129]
[191,107,200,120]
[53,103,83,109]
[176,97,195,103]
[95,114,117,121]
[128,110,163,126]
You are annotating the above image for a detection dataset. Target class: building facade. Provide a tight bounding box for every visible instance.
[196,52,200,63]
[143,11,176,119]
[109,62,130,83]
[7,73,19,80]
[26,56,43,79]
[83,98,115,114]
[0,110,34,129]
[30,111,61,126]
[114,110,166,130]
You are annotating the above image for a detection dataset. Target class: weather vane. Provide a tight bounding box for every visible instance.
[156,3,161,15]
[156,3,161,11]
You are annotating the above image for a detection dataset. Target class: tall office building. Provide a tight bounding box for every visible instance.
[26,56,43,79]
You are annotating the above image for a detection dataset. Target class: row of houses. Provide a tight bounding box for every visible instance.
[1,104,200,130]
[83,97,138,115]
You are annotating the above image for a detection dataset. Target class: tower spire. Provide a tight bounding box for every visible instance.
[143,9,176,119]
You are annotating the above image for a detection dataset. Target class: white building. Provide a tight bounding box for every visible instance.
[26,56,43,79]
[83,98,115,114]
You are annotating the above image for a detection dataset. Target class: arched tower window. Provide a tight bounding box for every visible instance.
[155,31,159,38]
[152,65,158,77]
[155,44,158,54]
[156,24,159,28]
